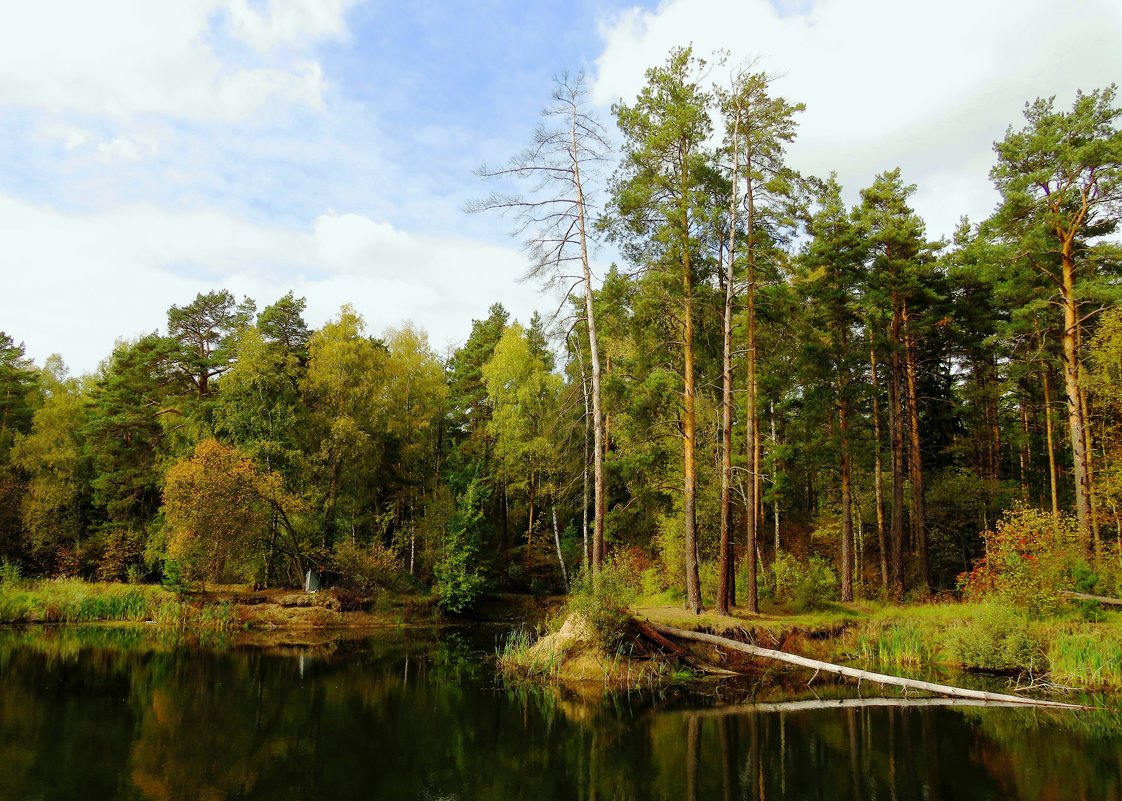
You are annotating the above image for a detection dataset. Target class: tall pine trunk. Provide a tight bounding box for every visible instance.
[869,339,889,592]
[745,170,762,610]
[682,185,702,614]
[717,111,742,615]
[1060,240,1092,545]
[902,306,929,589]
[888,305,907,601]
[838,377,854,602]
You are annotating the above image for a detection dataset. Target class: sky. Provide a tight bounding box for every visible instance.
[1,0,1120,374]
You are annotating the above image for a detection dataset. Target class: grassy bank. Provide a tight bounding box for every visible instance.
[509,592,1122,691]
[0,578,240,629]
[0,576,449,631]
[844,602,1122,691]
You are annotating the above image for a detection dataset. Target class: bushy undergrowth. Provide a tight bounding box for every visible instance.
[330,540,413,595]
[565,551,648,650]
[771,552,839,611]
[958,507,1081,617]
[942,604,1046,673]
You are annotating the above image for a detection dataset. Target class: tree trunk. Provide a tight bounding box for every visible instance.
[771,405,780,555]
[903,306,929,590]
[572,113,607,574]
[527,473,535,548]
[888,306,906,601]
[744,186,760,615]
[574,335,592,570]
[869,340,889,592]
[839,384,854,602]
[717,111,742,616]
[552,504,568,590]
[1043,366,1060,523]
[682,195,702,614]
[1079,374,1101,552]
[1019,392,1031,501]
[1060,241,1092,544]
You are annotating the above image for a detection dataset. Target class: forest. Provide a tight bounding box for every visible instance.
[1,48,1120,617]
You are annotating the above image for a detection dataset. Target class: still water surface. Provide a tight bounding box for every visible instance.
[0,626,1119,800]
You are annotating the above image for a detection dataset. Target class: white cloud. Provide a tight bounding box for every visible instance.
[63,130,89,151]
[0,0,348,122]
[227,0,356,53]
[96,136,156,162]
[0,195,545,373]
[592,0,1122,238]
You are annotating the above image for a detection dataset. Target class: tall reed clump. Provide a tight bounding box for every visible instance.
[0,579,164,623]
[1046,628,1122,691]
[852,618,938,669]
[496,626,562,679]
[0,577,240,630]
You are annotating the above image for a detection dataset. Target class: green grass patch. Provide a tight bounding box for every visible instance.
[0,579,240,630]
[1047,626,1122,691]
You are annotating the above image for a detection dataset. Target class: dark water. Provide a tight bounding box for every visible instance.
[1,626,1120,801]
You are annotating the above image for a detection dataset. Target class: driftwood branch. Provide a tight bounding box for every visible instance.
[645,622,1093,710]
[1061,590,1122,607]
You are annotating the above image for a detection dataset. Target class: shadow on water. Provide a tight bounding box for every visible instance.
[1,625,1120,800]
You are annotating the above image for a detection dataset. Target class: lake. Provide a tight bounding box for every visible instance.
[0,626,1119,800]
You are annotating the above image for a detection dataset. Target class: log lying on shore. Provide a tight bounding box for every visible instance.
[645,621,1093,711]
[1060,590,1122,607]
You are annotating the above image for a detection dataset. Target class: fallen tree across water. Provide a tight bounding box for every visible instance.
[644,621,1095,711]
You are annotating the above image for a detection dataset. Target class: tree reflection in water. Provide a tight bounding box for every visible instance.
[0,627,1119,801]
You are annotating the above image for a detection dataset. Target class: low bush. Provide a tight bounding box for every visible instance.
[564,552,646,650]
[772,552,839,611]
[330,540,410,595]
[958,506,1081,617]
[942,604,1046,673]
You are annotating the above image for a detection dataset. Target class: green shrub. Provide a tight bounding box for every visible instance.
[161,560,190,594]
[958,506,1081,617]
[331,539,409,595]
[434,479,488,614]
[942,604,1045,672]
[565,553,645,650]
[772,552,838,611]
[0,558,22,587]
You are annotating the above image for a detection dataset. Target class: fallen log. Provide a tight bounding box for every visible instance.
[678,697,1044,717]
[1060,590,1122,607]
[645,621,1093,711]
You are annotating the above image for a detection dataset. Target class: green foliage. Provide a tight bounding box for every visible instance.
[163,439,278,585]
[161,559,189,594]
[853,618,936,668]
[566,569,631,652]
[942,604,1046,673]
[434,479,488,613]
[330,539,410,595]
[0,557,22,586]
[771,552,839,611]
[958,506,1081,617]
[1047,628,1122,690]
